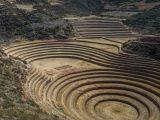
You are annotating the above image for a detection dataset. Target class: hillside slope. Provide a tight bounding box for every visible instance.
[16,0,103,15]
[103,0,160,11]
[123,37,160,60]
[0,53,60,120]
[123,5,160,35]
[0,1,74,42]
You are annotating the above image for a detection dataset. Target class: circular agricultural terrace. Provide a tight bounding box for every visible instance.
[3,17,160,120]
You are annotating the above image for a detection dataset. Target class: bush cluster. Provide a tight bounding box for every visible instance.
[123,5,160,34]
[123,37,160,60]
[0,2,74,42]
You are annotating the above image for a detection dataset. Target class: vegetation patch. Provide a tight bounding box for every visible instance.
[123,5,160,35]
[146,0,160,3]
[122,37,160,60]
[0,1,74,42]
[104,0,143,5]
[15,0,103,16]
[0,51,61,120]
[101,11,140,18]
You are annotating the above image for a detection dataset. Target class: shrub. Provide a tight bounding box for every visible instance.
[123,37,160,60]
[123,5,160,34]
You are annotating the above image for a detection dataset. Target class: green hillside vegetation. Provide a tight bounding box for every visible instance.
[59,0,102,15]
[14,0,160,17]
[104,0,142,5]
[123,37,160,60]
[0,53,60,120]
[123,5,160,34]
[0,1,74,42]
[104,0,160,5]
[16,0,47,4]
[146,0,160,3]
[15,0,103,16]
